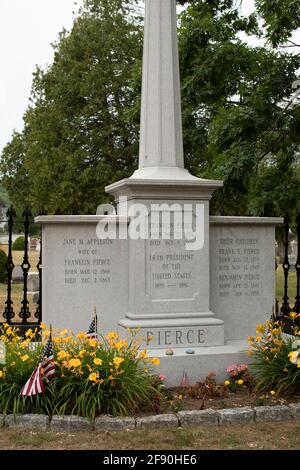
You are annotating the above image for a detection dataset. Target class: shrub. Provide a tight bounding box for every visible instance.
[0,325,161,418]
[0,249,8,283]
[248,315,300,395]
[225,364,254,392]
[188,372,228,400]
[12,236,25,251]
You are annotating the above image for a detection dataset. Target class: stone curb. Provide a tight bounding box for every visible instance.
[6,414,49,432]
[0,403,299,432]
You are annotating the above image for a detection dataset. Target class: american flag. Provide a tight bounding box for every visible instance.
[20,338,55,397]
[180,369,190,388]
[87,316,98,339]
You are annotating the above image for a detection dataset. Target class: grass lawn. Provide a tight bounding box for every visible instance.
[276,265,297,305]
[0,421,299,450]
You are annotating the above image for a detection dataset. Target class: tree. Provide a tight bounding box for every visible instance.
[1,0,142,214]
[178,0,300,217]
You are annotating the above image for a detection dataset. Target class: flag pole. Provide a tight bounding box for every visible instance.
[94,306,98,339]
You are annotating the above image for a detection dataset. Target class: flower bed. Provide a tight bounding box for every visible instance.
[0,325,161,418]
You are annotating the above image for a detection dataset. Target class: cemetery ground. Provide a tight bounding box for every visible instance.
[0,421,299,450]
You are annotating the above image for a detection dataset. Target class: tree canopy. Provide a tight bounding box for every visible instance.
[1,0,300,218]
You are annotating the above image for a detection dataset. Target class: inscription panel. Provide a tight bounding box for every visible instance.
[210,224,276,341]
[217,237,261,298]
[42,225,128,334]
[146,239,196,300]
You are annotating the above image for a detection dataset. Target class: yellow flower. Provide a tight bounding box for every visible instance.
[288,351,299,364]
[113,357,124,367]
[60,329,68,337]
[79,349,86,358]
[270,390,276,396]
[88,339,97,348]
[43,330,51,338]
[139,349,148,359]
[77,332,86,340]
[57,351,69,360]
[178,394,183,401]
[0,371,3,378]
[283,367,288,372]
[21,355,29,362]
[290,312,297,319]
[247,336,254,343]
[255,336,262,343]
[21,340,30,348]
[68,358,81,368]
[25,329,34,338]
[237,379,244,385]
[94,358,103,366]
[6,327,13,336]
[256,324,265,334]
[107,332,119,341]
[224,380,231,386]
[151,358,160,366]
[89,372,98,382]
[40,323,47,330]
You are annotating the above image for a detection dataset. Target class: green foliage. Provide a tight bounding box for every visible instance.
[0,325,161,418]
[0,0,143,214]
[12,236,25,251]
[248,318,300,395]
[0,250,8,283]
[255,0,300,47]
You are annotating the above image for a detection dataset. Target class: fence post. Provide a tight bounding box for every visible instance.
[280,216,291,315]
[293,213,300,314]
[19,208,32,324]
[3,206,16,324]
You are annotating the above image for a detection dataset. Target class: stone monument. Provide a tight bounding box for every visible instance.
[106,0,225,349]
[36,0,283,385]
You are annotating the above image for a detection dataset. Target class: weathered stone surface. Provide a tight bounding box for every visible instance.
[50,415,93,432]
[289,403,300,419]
[0,415,5,427]
[177,409,218,427]
[32,292,40,304]
[217,407,254,425]
[254,405,292,422]
[95,416,135,432]
[136,414,178,430]
[6,414,49,431]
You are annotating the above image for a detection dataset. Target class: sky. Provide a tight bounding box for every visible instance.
[0,0,299,154]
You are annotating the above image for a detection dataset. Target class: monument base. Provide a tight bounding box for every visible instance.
[147,340,249,387]
[119,314,224,348]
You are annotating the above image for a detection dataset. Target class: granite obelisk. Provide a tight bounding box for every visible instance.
[106,0,225,349]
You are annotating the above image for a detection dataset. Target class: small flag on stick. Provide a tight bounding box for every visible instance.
[20,329,55,397]
[180,369,190,388]
[87,308,98,339]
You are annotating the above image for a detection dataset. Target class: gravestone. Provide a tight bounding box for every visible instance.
[36,0,282,385]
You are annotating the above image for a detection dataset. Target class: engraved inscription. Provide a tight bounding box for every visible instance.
[217,237,261,297]
[63,238,113,286]
[146,238,196,299]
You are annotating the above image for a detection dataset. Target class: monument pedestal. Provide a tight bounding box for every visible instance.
[106,174,225,349]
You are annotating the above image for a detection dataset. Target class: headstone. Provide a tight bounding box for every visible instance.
[12,265,23,283]
[29,238,39,251]
[27,273,39,293]
[289,240,297,272]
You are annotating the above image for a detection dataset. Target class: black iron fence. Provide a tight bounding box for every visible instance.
[0,206,42,333]
[274,214,300,330]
